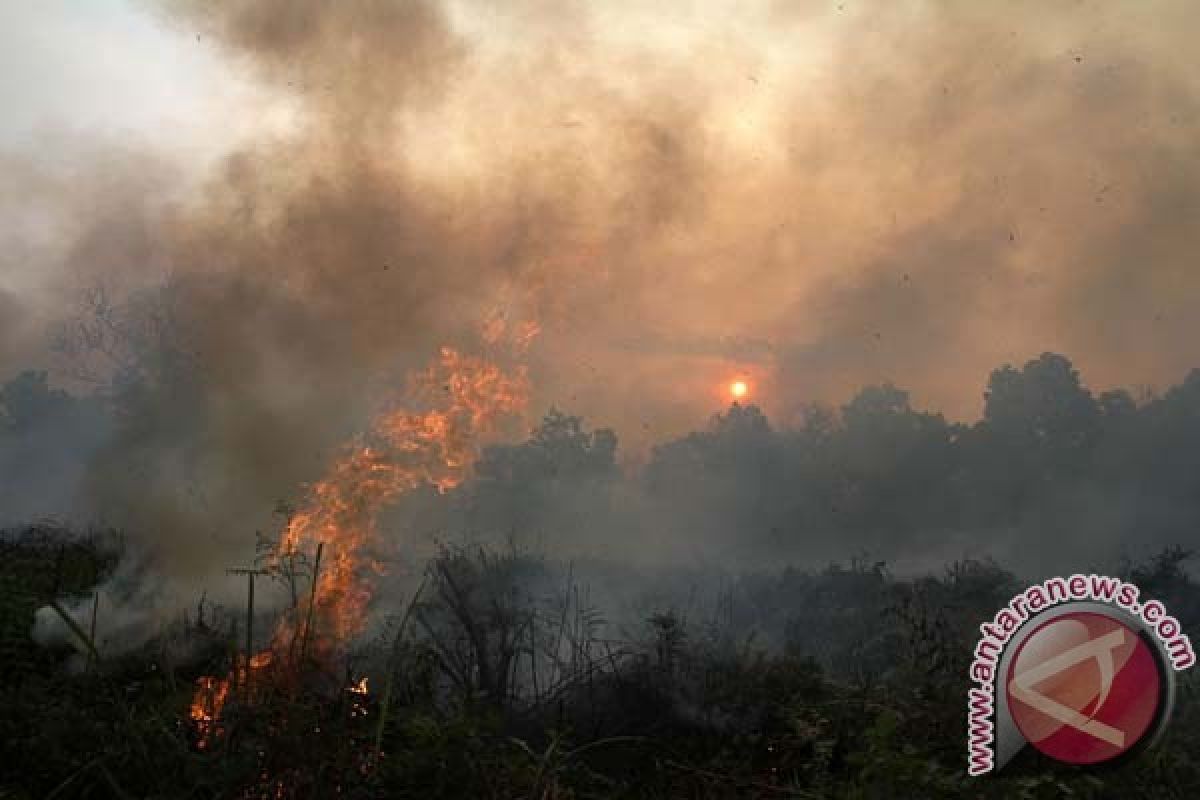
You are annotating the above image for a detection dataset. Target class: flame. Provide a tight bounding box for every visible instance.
[513,320,541,352]
[278,343,530,649]
[187,318,535,748]
[190,675,230,750]
[347,676,370,719]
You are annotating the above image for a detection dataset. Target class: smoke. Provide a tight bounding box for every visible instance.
[0,289,30,369]
[6,1,1200,644]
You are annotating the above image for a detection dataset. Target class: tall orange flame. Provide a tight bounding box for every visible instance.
[189,320,535,747]
[278,343,530,648]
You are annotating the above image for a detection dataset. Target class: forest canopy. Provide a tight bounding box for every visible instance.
[5,350,1198,582]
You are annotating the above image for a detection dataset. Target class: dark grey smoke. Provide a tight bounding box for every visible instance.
[3,1,1200,643]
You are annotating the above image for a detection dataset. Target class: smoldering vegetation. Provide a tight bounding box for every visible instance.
[9,339,1200,586]
[2,525,1199,797]
[4,0,1200,795]
[448,352,1200,578]
[3,344,1200,797]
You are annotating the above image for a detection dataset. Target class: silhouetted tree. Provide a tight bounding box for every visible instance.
[467,409,618,540]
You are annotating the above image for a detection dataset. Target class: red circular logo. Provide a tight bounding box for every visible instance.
[1005,611,1163,765]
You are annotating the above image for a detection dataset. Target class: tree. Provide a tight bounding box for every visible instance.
[981,352,1100,459]
[466,410,618,541]
[0,372,111,525]
[0,371,74,433]
[834,384,960,541]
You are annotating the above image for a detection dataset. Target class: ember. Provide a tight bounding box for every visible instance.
[348,677,370,719]
[187,320,534,747]
[189,676,230,751]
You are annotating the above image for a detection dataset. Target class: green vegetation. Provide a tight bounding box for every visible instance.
[2,527,1197,799]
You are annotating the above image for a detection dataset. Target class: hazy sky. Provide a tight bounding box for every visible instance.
[0,1,287,154]
[4,1,1200,440]
[10,0,1200,651]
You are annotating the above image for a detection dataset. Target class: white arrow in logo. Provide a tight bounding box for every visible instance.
[1008,628,1127,748]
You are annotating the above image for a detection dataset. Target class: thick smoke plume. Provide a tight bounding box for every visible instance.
[4,1,1200,645]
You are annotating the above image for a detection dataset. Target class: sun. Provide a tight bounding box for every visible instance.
[729,380,748,399]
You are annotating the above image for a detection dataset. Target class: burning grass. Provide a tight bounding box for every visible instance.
[187,325,533,758]
[4,528,1200,798]
[7,331,1200,796]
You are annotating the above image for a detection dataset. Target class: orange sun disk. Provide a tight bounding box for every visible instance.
[730,380,748,399]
